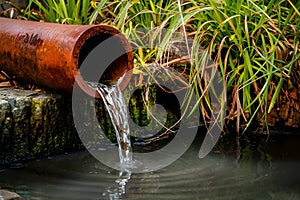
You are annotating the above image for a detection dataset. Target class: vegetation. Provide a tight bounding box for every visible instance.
[5,0,300,132]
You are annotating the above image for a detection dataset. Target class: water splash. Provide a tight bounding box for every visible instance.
[102,169,132,200]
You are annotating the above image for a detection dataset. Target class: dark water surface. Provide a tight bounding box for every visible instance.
[0,133,299,200]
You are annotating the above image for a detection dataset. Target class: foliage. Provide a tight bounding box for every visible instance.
[187,0,300,131]
[24,0,108,24]
[23,0,300,131]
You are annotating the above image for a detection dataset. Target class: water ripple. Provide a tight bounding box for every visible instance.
[0,149,299,200]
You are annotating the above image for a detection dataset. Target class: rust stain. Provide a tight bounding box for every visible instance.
[0,17,133,98]
[18,33,43,46]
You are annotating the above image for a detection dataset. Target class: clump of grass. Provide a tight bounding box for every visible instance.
[24,0,109,24]
[23,0,300,132]
[186,0,300,132]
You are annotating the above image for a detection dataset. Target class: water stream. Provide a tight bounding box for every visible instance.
[87,80,132,168]
[86,78,133,199]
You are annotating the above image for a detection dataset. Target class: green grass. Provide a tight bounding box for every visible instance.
[25,0,109,24]
[23,0,300,132]
[183,0,300,131]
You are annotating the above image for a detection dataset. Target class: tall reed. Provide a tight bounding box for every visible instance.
[24,0,300,131]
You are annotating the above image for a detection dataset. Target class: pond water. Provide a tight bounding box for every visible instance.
[0,132,299,200]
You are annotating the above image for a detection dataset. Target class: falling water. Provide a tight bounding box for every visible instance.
[86,76,135,199]
[87,78,132,168]
[88,79,133,199]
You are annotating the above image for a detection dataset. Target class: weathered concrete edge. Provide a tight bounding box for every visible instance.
[0,87,83,164]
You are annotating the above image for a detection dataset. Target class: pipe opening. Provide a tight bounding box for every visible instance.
[75,27,132,97]
[78,33,129,82]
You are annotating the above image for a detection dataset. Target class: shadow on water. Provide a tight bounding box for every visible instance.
[0,129,300,200]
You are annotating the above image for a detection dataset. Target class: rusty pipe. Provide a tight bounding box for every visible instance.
[0,17,133,98]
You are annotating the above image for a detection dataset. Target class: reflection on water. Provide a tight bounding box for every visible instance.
[0,134,300,200]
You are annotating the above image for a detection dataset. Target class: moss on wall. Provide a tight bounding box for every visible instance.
[0,88,82,164]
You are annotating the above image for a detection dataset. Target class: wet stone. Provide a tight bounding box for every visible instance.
[0,189,23,200]
[0,87,83,164]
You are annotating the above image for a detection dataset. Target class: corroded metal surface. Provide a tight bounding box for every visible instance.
[0,17,133,98]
